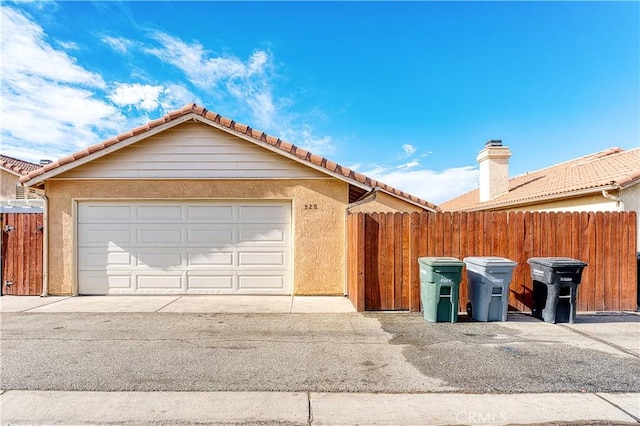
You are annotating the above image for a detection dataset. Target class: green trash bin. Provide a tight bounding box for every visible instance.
[418,257,464,322]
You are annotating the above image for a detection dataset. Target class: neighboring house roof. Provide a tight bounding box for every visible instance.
[20,103,438,211]
[441,146,640,211]
[1,154,41,176]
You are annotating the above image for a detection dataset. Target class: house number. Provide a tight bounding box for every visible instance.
[304,204,318,210]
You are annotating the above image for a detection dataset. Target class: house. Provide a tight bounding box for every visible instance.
[440,141,640,246]
[1,155,42,202]
[19,103,438,297]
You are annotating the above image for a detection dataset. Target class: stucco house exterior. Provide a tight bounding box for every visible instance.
[440,141,640,246]
[19,104,437,297]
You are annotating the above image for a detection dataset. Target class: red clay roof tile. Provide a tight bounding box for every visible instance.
[0,154,42,175]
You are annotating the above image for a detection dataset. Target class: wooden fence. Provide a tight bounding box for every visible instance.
[347,211,637,312]
[1,213,43,295]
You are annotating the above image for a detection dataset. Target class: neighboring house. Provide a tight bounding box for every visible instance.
[0,155,42,202]
[20,103,438,297]
[440,141,640,247]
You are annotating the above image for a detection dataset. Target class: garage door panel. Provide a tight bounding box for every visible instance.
[136,205,183,220]
[187,227,234,244]
[239,205,288,222]
[136,274,183,289]
[137,228,183,244]
[187,205,234,220]
[238,274,286,290]
[79,271,132,295]
[79,226,133,245]
[238,226,287,243]
[187,273,234,290]
[187,250,234,266]
[80,204,133,221]
[79,248,133,268]
[238,251,286,267]
[135,250,183,268]
[78,201,291,295]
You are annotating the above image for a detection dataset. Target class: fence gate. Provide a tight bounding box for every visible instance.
[1,212,43,295]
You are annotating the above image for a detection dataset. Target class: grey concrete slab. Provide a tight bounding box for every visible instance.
[27,296,179,312]
[564,314,640,357]
[291,296,356,313]
[310,392,638,425]
[498,316,638,358]
[158,295,293,313]
[0,390,309,425]
[0,296,69,312]
[598,393,640,419]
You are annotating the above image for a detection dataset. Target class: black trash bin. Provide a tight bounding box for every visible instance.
[527,257,588,324]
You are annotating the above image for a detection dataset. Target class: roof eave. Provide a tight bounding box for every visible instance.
[0,166,23,177]
[463,184,621,212]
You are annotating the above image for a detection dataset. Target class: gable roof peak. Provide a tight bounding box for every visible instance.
[18,103,438,212]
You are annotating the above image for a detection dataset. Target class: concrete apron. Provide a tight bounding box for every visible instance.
[0,295,356,314]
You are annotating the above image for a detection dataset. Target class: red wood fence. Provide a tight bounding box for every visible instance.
[1,213,43,295]
[347,211,637,312]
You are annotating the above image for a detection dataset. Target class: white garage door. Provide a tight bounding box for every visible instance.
[77,201,292,295]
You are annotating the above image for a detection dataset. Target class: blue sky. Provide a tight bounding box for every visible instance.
[1,1,638,204]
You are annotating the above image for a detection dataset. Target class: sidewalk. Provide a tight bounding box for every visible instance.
[1,390,638,425]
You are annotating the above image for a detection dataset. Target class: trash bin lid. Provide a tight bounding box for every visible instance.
[463,256,517,267]
[418,257,464,267]
[527,257,588,268]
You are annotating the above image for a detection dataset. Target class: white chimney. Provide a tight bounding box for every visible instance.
[477,140,511,202]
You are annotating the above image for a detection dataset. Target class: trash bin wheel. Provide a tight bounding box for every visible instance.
[466,301,473,320]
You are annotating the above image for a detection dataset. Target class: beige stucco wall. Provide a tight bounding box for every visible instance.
[505,188,639,249]
[1,169,19,200]
[509,193,618,213]
[44,178,349,296]
[347,191,425,213]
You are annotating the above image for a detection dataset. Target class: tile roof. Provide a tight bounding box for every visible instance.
[440,146,640,211]
[0,154,42,176]
[19,103,438,211]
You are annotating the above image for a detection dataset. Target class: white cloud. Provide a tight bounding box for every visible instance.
[280,124,334,157]
[56,40,78,50]
[102,35,133,54]
[0,6,125,161]
[108,83,164,112]
[364,165,479,205]
[1,7,105,88]
[146,33,249,88]
[402,144,417,156]
[397,160,420,169]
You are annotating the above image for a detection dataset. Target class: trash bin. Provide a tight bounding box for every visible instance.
[463,257,518,322]
[527,257,588,324]
[418,257,464,322]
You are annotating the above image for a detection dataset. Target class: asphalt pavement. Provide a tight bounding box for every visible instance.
[1,295,639,425]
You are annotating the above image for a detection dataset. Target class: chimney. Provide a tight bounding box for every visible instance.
[477,140,511,202]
